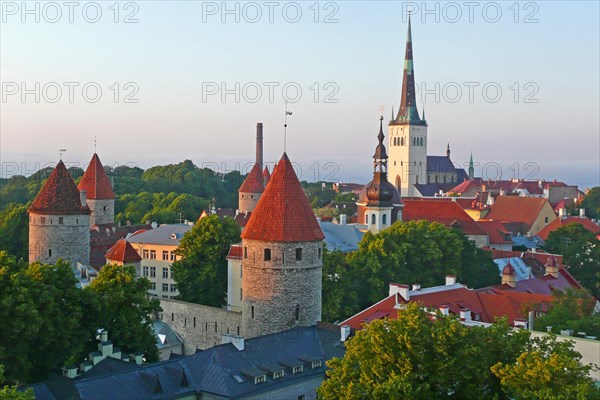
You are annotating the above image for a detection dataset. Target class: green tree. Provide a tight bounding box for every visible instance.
[544,223,600,298]
[534,289,600,337]
[321,250,358,322]
[86,264,161,363]
[492,342,599,400]
[0,365,34,400]
[580,187,600,219]
[0,203,29,260]
[345,220,498,312]
[172,215,241,306]
[0,254,90,384]
[318,302,599,400]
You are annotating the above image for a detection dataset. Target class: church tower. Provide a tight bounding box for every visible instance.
[388,16,428,198]
[468,153,475,180]
[29,161,91,267]
[241,153,324,338]
[357,117,403,233]
[78,153,116,226]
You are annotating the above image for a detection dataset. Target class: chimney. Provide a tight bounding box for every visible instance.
[459,309,471,322]
[256,122,263,171]
[544,256,559,278]
[439,304,450,316]
[389,283,409,301]
[501,263,517,288]
[100,330,108,342]
[528,311,534,331]
[546,326,552,333]
[222,334,245,351]
[579,208,586,218]
[80,189,87,207]
[445,275,456,286]
[412,283,421,291]
[339,214,347,225]
[340,325,351,342]
[129,352,144,365]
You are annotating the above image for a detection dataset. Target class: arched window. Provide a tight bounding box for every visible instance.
[365,212,369,224]
[401,137,404,146]
[371,214,376,225]
[420,137,424,146]
[382,214,387,225]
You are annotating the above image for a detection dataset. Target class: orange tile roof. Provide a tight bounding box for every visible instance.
[227,244,242,259]
[29,161,91,215]
[485,196,549,227]
[77,153,116,200]
[262,166,271,185]
[536,217,599,240]
[105,239,142,263]
[242,153,324,242]
[403,199,487,235]
[477,220,512,244]
[342,285,553,329]
[238,163,265,193]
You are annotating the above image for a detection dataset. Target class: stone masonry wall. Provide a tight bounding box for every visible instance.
[29,212,90,267]
[87,198,114,226]
[238,192,261,214]
[241,239,323,339]
[158,299,242,355]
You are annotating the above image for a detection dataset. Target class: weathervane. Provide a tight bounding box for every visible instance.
[284,101,292,152]
[58,148,67,160]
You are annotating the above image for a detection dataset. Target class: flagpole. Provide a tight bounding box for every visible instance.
[284,101,288,153]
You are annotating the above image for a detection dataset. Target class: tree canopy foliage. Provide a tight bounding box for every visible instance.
[580,187,600,219]
[544,223,600,298]
[321,221,499,322]
[0,252,160,385]
[534,289,600,338]
[318,302,599,400]
[172,215,241,306]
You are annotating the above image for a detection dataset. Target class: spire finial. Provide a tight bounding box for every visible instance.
[379,114,384,143]
[422,104,426,120]
[284,101,292,153]
[391,105,395,121]
[58,148,66,160]
[446,143,451,158]
[407,12,412,43]
[94,136,97,153]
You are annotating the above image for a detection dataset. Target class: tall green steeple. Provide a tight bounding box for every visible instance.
[468,153,474,180]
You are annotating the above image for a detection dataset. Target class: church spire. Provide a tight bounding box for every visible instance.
[468,153,475,180]
[373,116,388,174]
[394,15,423,125]
[446,143,451,158]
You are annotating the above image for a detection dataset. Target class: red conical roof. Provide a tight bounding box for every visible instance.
[242,153,324,242]
[262,166,271,185]
[29,161,90,215]
[238,163,264,193]
[78,153,116,200]
[105,239,142,263]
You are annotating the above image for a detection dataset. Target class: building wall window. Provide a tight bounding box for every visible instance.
[244,246,247,258]
[295,248,302,261]
[264,248,271,261]
[162,267,169,279]
[48,249,52,257]
[162,251,169,261]
[371,214,375,225]
[251,305,255,319]
[41,217,46,224]
[150,250,156,259]
[170,251,176,261]
[143,266,149,277]
[150,282,156,290]
[150,266,156,277]
[295,304,300,321]
[170,284,176,292]
[318,247,322,259]
[143,249,149,259]
[293,365,303,374]
[382,214,387,225]
[58,217,64,224]
[240,288,243,301]
[162,283,169,292]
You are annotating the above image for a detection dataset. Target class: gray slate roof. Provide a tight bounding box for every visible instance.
[320,222,364,252]
[127,224,192,246]
[154,320,183,350]
[27,324,345,400]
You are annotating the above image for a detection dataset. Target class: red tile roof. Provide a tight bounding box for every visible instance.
[536,217,599,240]
[29,161,91,215]
[479,267,582,296]
[105,239,142,263]
[448,179,479,194]
[238,163,264,194]
[226,244,242,259]
[342,284,553,329]
[402,199,487,236]
[77,153,116,200]
[242,153,324,242]
[262,166,271,185]
[477,220,512,245]
[485,196,549,227]
[234,212,251,228]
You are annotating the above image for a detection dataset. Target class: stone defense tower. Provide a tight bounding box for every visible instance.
[388,16,428,198]
[238,123,266,214]
[28,160,91,267]
[78,153,116,226]
[241,153,324,338]
[357,117,403,233]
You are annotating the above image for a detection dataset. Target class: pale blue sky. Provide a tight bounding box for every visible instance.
[1,1,599,188]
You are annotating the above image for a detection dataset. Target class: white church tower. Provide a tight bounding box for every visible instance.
[388,16,428,198]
